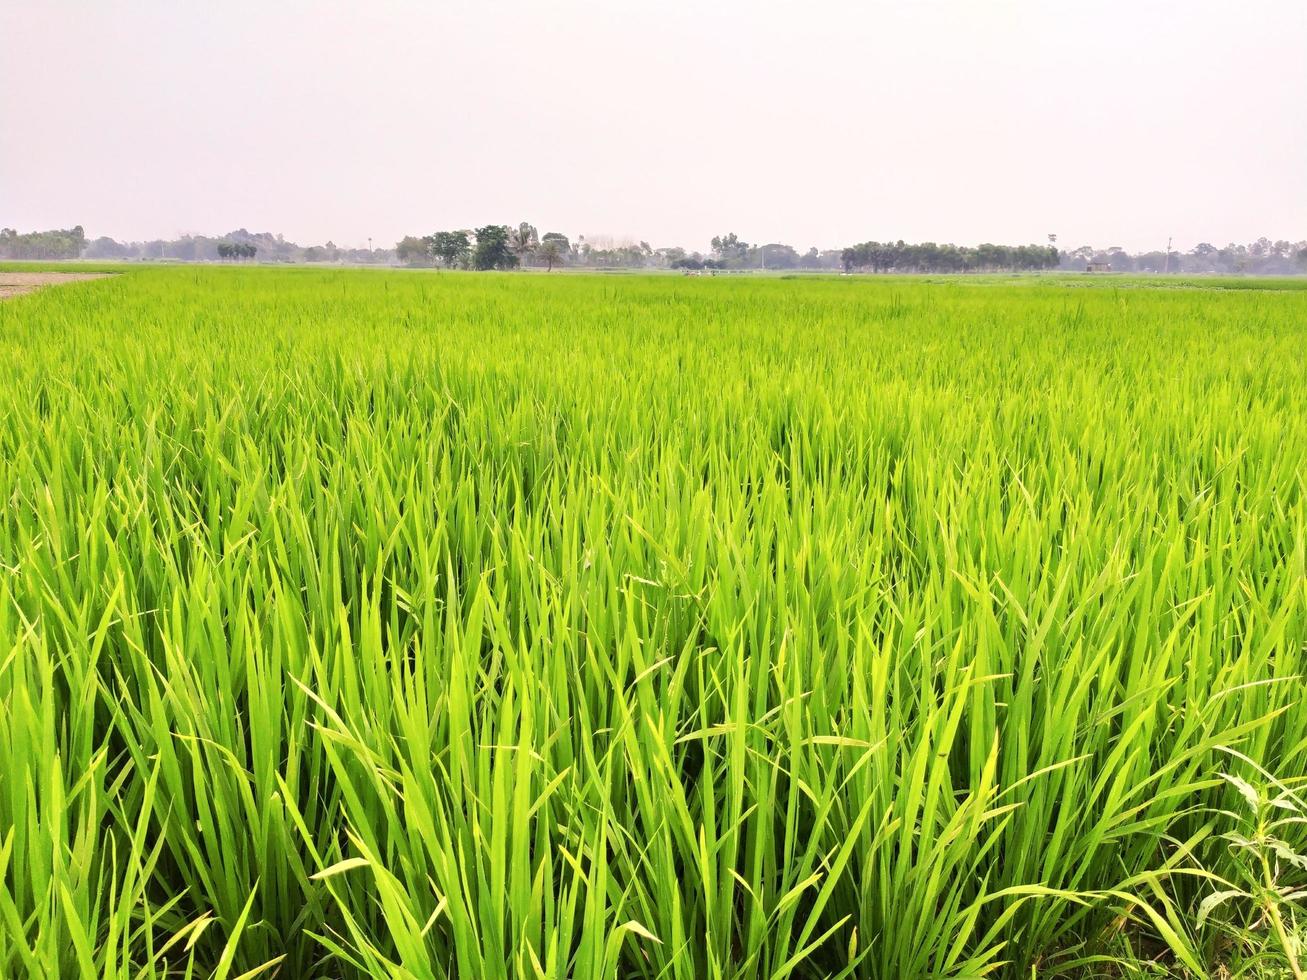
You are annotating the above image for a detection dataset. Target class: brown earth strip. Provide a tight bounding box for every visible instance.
[0,272,113,300]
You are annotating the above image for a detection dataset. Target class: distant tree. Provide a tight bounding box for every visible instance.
[541,232,570,254]
[0,225,86,260]
[841,239,1061,274]
[219,241,256,260]
[396,235,431,266]
[430,230,472,268]
[170,237,199,262]
[1298,248,1307,270]
[1102,246,1132,272]
[580,241,651,268]
[711,232,749,264]
[653,247,687,268]
[509,222,539,266]
[83,236,131,259]
[537,238,565,271]
[758,243,800,269]
[472,225,517,270]
[1133,250,1168,272]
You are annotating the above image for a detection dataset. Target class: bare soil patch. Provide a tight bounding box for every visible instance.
[0,272,113,301]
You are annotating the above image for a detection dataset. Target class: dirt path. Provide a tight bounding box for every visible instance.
[0,272,113,300]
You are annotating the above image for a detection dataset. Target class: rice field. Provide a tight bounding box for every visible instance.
[1,267,1305,978]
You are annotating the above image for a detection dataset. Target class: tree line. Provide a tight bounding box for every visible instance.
[398,225,618,271]
[841,241,1060,274]
[77,230,394,265]
[0,226,87,260]
[1064,240,1307,276]
[4,223,1306,276]
[396,226,850,271]
[395,224,570,271]
[399,227,1307,275]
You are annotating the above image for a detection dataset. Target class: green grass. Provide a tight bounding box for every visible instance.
[0,267,1304,978]
[0,260,135,274]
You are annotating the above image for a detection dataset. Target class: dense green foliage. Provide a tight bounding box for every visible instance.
[1,268,1305,978]
[216,242,258,261]
[840,240,1060,273]
[0,225,87,261]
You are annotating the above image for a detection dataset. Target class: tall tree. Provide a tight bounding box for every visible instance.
[711,232,749,264]
[472,225,517,270]
[541,231,570,255]
[395,236,430,266]
[537,239,565,271]
[430,230,472,269]
[509,222,539,266]
[758,243,800,269]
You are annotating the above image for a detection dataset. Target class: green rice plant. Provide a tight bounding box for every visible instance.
[0,267,1304,978]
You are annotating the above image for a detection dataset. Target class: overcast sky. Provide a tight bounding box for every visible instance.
[3,0,1304,253]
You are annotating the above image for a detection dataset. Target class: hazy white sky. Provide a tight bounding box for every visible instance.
[3,0,1304,253]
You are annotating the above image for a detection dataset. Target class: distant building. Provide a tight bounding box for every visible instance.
[1086,261,1112,273]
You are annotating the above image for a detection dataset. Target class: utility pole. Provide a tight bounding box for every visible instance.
[1163,236,1172,274]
